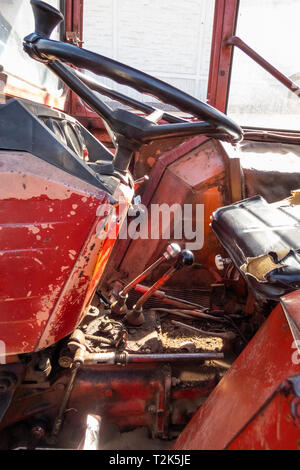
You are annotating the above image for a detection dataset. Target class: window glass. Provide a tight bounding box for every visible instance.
[0,0,63,94]
[227,0,300,131]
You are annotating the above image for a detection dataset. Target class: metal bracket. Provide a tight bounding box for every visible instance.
[66,31,84,46]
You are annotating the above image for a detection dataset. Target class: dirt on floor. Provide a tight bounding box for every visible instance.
[82,306,227,355]
[125,310,225,354]
[160,319,224,353]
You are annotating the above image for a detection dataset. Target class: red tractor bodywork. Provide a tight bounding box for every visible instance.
[0,150,132,355]
[0,0,300,451]
[174,292,300,450]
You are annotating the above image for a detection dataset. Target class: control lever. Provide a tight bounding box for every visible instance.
[110,243,181,316]
[125,250,195,326]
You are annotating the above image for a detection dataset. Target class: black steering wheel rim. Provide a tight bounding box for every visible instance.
[24,0,243,146]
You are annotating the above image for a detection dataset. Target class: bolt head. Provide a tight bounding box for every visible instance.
[31,425,45,440]
[215,254,225,271]
[58,356,72,368]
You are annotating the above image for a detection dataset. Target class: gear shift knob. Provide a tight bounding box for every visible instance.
[179,250,195,267]
[164,243,181,260]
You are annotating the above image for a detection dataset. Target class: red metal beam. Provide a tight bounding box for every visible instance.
[64,0,73,41]
[207,0,239,112]
[73,0,84,44]
[64,0,83,44]
[65,0,84,115]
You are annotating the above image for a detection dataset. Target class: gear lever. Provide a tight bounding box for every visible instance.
[125,250,195,326]
[110,243,181,315]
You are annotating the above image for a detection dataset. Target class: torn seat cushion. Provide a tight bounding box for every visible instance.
[212,195,300,300]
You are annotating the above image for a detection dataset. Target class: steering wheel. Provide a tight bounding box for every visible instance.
[24,1,243,161]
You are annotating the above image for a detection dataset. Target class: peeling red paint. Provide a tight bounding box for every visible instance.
[0,151,133,355]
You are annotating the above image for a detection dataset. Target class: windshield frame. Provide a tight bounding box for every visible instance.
[214,0,300,136]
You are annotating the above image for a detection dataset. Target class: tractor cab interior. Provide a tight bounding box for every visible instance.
[0,0,299,450]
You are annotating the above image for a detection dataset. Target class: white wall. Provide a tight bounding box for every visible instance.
[83,0,215,108]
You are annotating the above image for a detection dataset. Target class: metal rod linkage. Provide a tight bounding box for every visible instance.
[126,250,195,326]
[110,243,181,315]
[84,351,224,365]
[227,36,300,99]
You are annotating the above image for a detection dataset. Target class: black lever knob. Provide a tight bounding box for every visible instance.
[30,0,64,39]
[177,250,195,268]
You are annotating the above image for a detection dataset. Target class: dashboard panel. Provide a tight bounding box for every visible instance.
[0,98,117,194]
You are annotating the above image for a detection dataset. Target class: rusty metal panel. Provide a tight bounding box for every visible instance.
[103,139,230,292]
[0,151,132,355]
[228,388,300,450]
[174,293,300,450]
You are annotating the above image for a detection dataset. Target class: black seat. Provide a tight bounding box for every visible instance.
[212,195,300,300]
